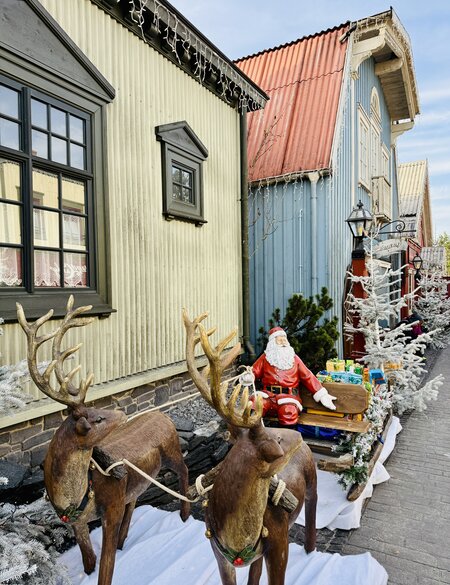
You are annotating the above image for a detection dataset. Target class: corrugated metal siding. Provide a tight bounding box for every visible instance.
[236,25,349,181]
[398,161,427,199]
[249,179,312,349]
[2,0,242,400]
[327,69,354,349]
[248,37,355,355]
[397,160,428,239]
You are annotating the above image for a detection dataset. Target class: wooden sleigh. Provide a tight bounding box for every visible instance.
[266,382,392,501]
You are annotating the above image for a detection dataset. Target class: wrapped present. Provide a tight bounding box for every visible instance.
[369,369,385,385]
[326,359,345,372]
[328,371,363,384]
[353,364,363,375]
[345,359,355,372]
[384,361,402,370]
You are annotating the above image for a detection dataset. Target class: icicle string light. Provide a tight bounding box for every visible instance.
[128,0,265,111]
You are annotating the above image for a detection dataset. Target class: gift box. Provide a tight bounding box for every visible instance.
[326,359,345,372]
[384,361,402,370]
[328,371,363,384]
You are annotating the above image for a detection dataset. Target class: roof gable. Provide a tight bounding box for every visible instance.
[236,24,349,181]
[0,0,114,101]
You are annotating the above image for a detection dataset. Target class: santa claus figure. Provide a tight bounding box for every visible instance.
[249,327,336,426]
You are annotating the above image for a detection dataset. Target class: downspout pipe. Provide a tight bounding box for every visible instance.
[240,109,256,363]
[308,171,320,297]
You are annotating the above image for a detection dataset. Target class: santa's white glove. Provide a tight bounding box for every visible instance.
[313,387,337,411]
[239,369,255,387]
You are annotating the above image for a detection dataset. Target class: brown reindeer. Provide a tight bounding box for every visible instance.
[183,310,317,585]
[17,297,190,585]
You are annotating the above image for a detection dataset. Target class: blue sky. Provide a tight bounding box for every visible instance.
[170,0,450,238]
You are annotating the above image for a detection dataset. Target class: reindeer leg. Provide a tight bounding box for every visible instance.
[72,521,97,575]
[264,530,289,585]
[211,541,237,585]
[247,556,263,585]
[163,446,190,522]
[117,500,136,550]
[97,504,125,585]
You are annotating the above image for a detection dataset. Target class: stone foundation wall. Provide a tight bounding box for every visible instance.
[0,370,198,472]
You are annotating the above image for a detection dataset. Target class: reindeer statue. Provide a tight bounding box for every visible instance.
[183,310,317,585]
[17,297,190,585]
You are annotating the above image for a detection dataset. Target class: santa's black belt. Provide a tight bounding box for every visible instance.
[265,385,294,394]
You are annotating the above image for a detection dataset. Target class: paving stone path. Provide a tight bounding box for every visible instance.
[342,346,450,584]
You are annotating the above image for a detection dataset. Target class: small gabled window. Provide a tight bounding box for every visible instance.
[155,122,208,226]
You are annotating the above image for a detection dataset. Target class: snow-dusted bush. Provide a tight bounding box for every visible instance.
[415,269,450,349]
[0,498,71,584]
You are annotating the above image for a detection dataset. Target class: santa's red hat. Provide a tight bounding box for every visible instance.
[268,327,287,342]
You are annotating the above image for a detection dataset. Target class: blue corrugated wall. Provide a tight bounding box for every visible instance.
[248,55,398,354]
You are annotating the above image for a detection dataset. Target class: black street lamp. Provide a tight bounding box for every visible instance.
[345,200,374,239]
[412,253,423,281]
[345,200,373,258]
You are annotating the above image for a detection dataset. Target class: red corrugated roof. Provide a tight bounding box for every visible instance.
[236,24,350,181]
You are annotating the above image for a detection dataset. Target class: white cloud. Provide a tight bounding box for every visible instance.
[420,85,450,105]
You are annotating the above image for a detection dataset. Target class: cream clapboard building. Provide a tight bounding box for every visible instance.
[0,0,266,466]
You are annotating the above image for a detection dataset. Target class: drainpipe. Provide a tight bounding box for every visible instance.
[308,171,320,297]
[351,74,356,206]
[240,109,255,363]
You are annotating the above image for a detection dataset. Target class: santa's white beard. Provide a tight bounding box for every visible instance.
[265,339,295,370]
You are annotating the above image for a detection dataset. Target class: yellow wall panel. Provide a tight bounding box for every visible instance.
[1,0,243,405]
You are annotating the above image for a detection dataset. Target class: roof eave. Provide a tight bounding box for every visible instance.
[351,9,420,122]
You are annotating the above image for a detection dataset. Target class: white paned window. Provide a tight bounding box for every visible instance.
[358,108,370,189]
[382,145,390,181]
[370,122,380,178]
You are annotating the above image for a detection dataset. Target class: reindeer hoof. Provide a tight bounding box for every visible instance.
[180,506,190,522]
[83,556,97,575]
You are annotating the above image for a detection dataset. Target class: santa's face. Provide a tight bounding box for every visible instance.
[265,336,295,370]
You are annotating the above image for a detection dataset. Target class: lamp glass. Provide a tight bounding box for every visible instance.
[346,200,373,239]
[412,254,423,271]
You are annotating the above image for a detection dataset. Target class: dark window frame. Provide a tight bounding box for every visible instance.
[155,121,208,226]
[0,72,112,322]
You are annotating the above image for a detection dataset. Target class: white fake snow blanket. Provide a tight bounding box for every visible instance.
[298,415,402,530]
[61,506,387,585]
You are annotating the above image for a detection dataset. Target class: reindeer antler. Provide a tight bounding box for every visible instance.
[183,309,263,429]
[16,295,95,408]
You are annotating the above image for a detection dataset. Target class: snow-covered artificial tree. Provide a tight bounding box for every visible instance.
[345,254,443,415]
[338,250,444,487]
[0,319,71,584]
[415,269,450,348]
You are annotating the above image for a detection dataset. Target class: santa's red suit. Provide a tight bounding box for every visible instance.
[251,352,322,426]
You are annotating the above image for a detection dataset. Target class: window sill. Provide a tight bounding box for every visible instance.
[164,211,207,227]
[358,181,371,194]
[0,290,115,323]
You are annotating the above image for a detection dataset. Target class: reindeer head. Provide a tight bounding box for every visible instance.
[183,310,302,476]
[67,406,126,450]
[17,296,126,448]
